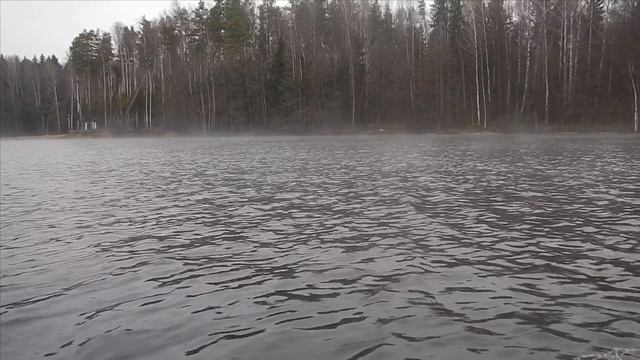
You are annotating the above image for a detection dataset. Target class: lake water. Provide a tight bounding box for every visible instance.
[1,134,639,360]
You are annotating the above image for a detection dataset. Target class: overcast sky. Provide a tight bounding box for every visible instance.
[0,0,202,61]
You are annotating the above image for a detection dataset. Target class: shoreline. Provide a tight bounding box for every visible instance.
[1,126,637,140]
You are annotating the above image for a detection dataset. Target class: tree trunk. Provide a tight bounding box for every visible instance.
[260,66,266,129]
[70,73,74,131]
[481,53,488,129]
[472,5,482,128]
[587,0,594,82]
[200,86,206,134]
[212,75,216,132]
[33,78,44,133]
[76,78,82,129]
[562,0,569,113]
[568,8,575,109]
[52,70,61,133]
[480,2,492,103]
[149,72,153,128]
[102,59,108,128]
[460,47,467,122]
[161,50,166,128]
[630,62,639,133]
[544,0,550,124]
[598,0,610,80]
[505,23,511,117]
[520,20,532,123]
[342,2,355,129]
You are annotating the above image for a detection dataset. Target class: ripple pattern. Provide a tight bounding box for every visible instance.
[1,134,639,360]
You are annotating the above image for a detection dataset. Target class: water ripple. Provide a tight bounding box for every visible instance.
[1,134,639,360]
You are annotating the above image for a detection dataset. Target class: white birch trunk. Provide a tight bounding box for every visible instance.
[587,0,594,82]
[480,2,491,102]
[342,1,355,129]
[520,17,532,122]
[629,63,639,133]
[70,73,74,130]
[544,0,550,124]
[52,69,61,133]
[103,61,108,128]
[472,4,482,128]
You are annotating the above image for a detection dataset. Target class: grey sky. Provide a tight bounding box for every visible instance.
[0,0,201,61]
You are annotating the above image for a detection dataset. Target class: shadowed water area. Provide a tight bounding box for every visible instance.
[1,134,639,360]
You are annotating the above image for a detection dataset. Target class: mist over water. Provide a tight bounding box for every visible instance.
[1,134,639,360]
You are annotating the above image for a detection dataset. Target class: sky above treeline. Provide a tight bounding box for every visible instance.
[0,0,202,61]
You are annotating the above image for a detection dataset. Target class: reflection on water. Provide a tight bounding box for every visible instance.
[1,134,639,360]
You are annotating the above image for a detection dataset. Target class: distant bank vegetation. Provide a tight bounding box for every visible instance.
[1,0,639,136]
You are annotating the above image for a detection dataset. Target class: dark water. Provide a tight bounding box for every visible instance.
[1,134,639,360]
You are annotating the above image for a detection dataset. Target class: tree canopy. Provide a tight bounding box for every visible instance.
[1,0,639,136]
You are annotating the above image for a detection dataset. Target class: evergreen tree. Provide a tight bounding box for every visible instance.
[2,0,640,136]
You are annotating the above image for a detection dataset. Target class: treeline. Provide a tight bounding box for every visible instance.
[1,0,639,136]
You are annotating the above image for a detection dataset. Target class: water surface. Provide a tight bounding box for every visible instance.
[1,134,639,360]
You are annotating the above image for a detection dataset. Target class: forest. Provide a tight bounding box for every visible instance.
[0,0,639,136]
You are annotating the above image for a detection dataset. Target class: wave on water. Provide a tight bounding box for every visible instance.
[576,347,640,360]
